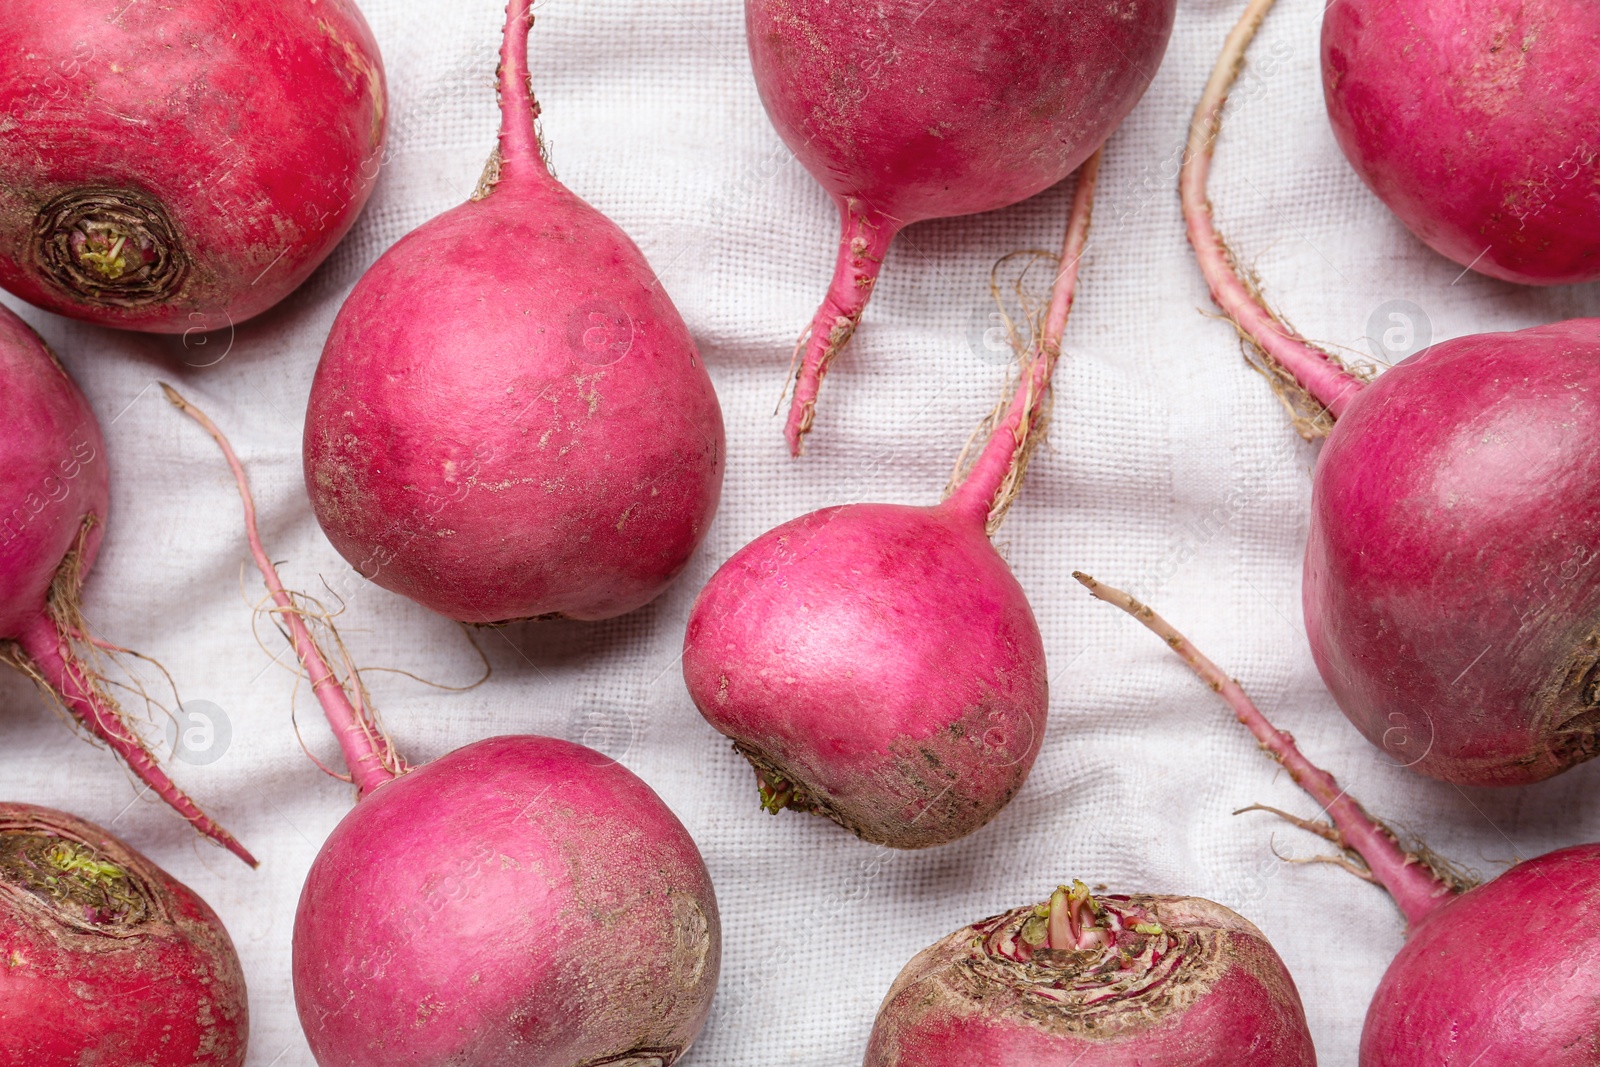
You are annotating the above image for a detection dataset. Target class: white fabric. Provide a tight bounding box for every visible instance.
[6,0,1598,1063]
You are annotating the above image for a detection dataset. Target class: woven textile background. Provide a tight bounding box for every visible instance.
[5,0,1599,1063]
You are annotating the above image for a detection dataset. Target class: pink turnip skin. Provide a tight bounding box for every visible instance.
[1322,0,1600,286]
[1361,843,1600,1064]
[1181,0,1600,787]
[305,1,722,624]
[684,156,1102,848]
[0,0,386,333]
[0,802,248,1067]
[294,736,719,1067]
[170,360,721,1059]
[1307,321,1600,786]
[865,889,1315,1067]
[684,502,1049,848]
[1082,574,1600,1067]
[0,304,253,864]
[0,306,105,640]
[754,0,1175,453]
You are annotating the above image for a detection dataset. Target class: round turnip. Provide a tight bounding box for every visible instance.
[753,0,1176,453]
[683,152,1103,848]
[865,881,1316,1065]
[1081,573,1600,1065]
[304,0,723,625]
[1323,0,1600,286]
[1180,0,1600,787]
[0,0,386,333]
[0,802,248,1066]
[0,303,251,863]
[167,381,722,1067]
[293,735,719,1067]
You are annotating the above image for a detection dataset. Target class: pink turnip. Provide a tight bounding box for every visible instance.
[0,0,386,333]
[168,386,721,1067]
[865,880,1316,1066]
[1080,572,1600,1065]
[0,303,252,864]
[682,153,1103,848]
[1322,0,1600,286]
[304,0,722,625]
[1181,0,1600,787]
[755,0,1176,454]
[0,801,248,1066]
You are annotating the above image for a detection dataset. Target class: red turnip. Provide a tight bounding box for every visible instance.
[865,879,1315,1066]
[683,153,1102,848]
[0,304,252,864]
[1080,573,1600,1065]
[167,388,721,1067]
[304,0,723,625]
[0,801,248,1066]
[1181,0,1600,787]
[755,0,1175,454]
[0,0,386,333]
[1323,0,1600,286]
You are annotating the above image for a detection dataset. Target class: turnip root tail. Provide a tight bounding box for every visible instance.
[783,199,901,455]
[474,0,550,198]
[946,149,1102,533]
[6,585,257,868]
[1074,571,1457,928]
[163,385,404,798]
[1180,0,1366,435]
